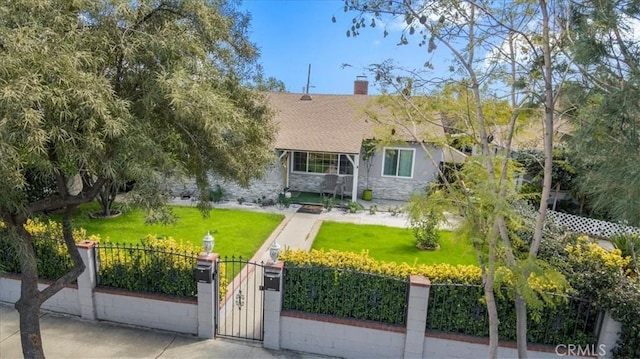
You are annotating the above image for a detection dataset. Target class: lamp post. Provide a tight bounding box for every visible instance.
[203,231,214,255]
[269,240,281,264]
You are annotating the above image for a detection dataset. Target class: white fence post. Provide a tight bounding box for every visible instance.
[404,275,430,359]
[196,252,218,339]
[597,311,622,359]
[263,261,284,350]
[76,240,98,320]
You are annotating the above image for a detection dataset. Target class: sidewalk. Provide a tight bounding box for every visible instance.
[0,304,330,359]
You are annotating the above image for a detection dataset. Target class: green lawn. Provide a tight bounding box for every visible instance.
[66,203,284,259]
[312,221,477,266]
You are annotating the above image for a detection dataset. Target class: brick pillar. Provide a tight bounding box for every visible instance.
[76,240,98,320]
[597,311,622,359]
[263,261,284,350]
[404,275,430,359]
[196,252,219,339]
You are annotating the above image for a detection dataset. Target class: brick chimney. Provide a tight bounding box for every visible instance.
[354,76,368,95]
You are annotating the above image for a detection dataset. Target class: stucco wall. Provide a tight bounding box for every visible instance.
[0,277,80,316]
[423,335,568,359]
[94,290,198,335]
[360,143,442,201]
[280,315,406,359]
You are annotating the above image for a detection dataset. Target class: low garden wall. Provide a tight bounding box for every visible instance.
[0,276,80,316]
[0,237,217,338]
[262,262,621,359]
[280,312,406,358]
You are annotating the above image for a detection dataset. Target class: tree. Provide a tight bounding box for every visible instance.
[340,0,566,357]
[559,0,640,226]
[0,1,275,357]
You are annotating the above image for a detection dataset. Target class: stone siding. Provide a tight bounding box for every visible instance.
[171,161,283,203]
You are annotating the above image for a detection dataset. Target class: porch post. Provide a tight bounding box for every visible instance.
[278,150,290,190]
[346,154,359,202]
[352,154,359,201]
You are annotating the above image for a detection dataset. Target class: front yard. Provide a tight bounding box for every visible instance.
[67,203,284,259]
[311,221,477,266]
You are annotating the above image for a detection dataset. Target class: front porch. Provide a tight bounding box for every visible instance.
[278,150,360,203]
[288,191,407,212]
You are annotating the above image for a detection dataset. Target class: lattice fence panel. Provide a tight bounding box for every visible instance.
[547,210,640,238]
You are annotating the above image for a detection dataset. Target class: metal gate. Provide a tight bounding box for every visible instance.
[215,257,265,341]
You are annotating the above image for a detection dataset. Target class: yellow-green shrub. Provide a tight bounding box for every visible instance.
[0,219,98,279]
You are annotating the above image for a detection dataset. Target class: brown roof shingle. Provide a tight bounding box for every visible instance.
[267,93,374,154]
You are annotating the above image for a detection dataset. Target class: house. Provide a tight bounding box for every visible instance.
[179,78,466,202]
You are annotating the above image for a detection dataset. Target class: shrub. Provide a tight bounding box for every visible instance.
[346,201,364,214]
[321,196,335,211]
[427,284,600,345]
[560,236,640,358]
[97,235,198,297]
[0,219,98,280]
[281,249,595,345]
[609,234,640,276]
[410,208,443,250]
[283,265,408,325]
[280,249,563,290]
[209,185,224,203]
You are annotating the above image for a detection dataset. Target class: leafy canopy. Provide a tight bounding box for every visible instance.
[0,0,276,220]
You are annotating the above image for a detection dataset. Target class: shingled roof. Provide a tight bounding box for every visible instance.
[267,92,374,154]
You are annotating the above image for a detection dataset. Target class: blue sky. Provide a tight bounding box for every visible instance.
[241,0,443,95]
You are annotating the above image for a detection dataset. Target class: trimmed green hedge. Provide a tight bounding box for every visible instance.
[426,284,600,346]
[283,265,408,325]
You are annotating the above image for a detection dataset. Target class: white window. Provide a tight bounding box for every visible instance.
[382,148,414,178]
[292,152,354,175]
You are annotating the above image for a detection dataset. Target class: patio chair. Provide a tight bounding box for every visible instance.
[322,174,339,198]
[340,175,354,200]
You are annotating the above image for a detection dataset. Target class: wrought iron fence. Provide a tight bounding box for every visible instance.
[426,284,602,346]
[283,265,409,325]
[95,243,198,298]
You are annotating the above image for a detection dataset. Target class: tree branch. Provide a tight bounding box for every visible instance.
[37,206,85,304]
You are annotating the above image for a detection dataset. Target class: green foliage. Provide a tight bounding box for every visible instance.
[537,235,640,358]
[427,284,600,346]
[97,235,198,297]
[409,199,444,250]
[368,204,378,215]
[0,219,81,280]
[209,185,225,203]
[0,0,276,221]
[277,192,291,209]
[561,0,640,227]
[610,234,640,276]
[346,201,364,214]
[283,265,408,325]
[321,196,335,211]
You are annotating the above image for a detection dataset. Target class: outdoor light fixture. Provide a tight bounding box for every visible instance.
[269,240,281,263]
[203,231,214,255]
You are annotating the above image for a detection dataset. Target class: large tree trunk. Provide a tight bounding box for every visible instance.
[14,224,46,359]
[9,207,85,358]
[97,180,118,216]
